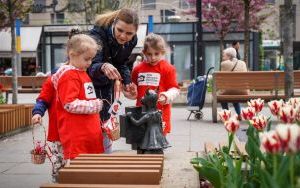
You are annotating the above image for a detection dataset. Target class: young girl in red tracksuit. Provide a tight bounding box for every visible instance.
[51,34,104,160]
[32,74,64,182]
[130,33,180,135]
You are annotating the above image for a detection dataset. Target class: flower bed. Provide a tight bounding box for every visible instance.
[191,98,300,187]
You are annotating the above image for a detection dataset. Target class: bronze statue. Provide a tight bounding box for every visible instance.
[124,89,169,154]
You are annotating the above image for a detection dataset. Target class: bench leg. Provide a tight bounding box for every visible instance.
[212,74,218,123]
[212,99,217,123]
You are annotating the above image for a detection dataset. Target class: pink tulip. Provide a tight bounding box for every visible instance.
[224,117,240,133]
[241,107,256,120]
[268,99,284,116]
[249,115,268,131]
[218,109,231,122]
[248,98,264,113]
[278,105,296,124]
[260,131,281,154]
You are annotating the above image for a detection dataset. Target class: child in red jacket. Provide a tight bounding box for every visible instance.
[32,74,63,182]
[129,33,180,135]
[51,34,104,160]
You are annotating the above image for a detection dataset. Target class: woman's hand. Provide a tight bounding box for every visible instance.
[101,63,122,80]
[32,114,42,125]
[122,83,137,100]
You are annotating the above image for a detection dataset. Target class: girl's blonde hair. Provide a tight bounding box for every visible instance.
[67,34,101,55]
[143,33,168,55]
[95,8,139,30]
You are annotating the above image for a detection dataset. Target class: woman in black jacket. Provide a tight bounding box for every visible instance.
[88,8,139,152]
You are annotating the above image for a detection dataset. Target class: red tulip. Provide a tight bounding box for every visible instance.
[249,115,268,131]
[287,98,300,109]
[278,105,296,124]
[268,100,284,116]
[224,117,240,133]
[248,98,264,113]
[275,124,291,152]
[241,107,256,120]
[218,109,231,122]
[287,124,300,153]
[260,131,281,154]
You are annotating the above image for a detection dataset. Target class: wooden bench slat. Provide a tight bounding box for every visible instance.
[74,157,163,161]
[70,160,163,166]
[40,184,160,188]
[58,169,161,185]
[78,154,164,158]
[65,164,161,170]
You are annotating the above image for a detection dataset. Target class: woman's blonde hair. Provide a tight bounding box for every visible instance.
[143,33,168,55]
[67,34,101,55]
[95,8,139,30]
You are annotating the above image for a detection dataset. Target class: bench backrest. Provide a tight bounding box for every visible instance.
[0,76,47,89]
[213,71,300,91]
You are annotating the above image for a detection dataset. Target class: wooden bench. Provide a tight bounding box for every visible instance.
[212,71,300,122]
[0,104,34,136]
[41,154,164,188]
[0,76,47,102]
[40,184,160,188]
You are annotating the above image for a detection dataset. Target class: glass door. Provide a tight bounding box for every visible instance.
[170,43,193,82]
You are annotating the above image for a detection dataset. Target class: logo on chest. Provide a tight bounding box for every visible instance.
[137,72,160,86]
[84,82,96,99]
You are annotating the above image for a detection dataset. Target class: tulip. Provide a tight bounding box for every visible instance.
[275,124,292,152]
[249,115,268,131]
[248,98,264,113]
[278,105,296,124]
[260,131,281,154]
[218,109,231,122]
[287,124,300,153]
[287,98,300,109]
[268,99,284,116]
[224,117,240,133]
[241,107,256,120]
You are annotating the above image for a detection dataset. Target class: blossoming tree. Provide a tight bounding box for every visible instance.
[0,0,32,104]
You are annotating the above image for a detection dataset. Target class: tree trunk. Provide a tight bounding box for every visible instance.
[8,0,18,104]
[282,0,294,98]
[244,0,250,67]
[219,37,224,71]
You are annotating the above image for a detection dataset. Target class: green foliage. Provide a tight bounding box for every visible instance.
[191,122,300,187]
[0,93,6,104]
[0,0,32,30]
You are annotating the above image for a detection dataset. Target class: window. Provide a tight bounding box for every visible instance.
[68,0,85,12]
[160,9,175,23]
[22,14,30,25]
[265,0,275,4]
[179,0,195,9]
[32,0,46,13]
[141,0,156,10]
[51,13,65,24]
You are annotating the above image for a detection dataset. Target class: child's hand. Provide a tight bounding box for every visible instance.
[158,93,167,105]
[122,83,137,100]
[32,114,42,125]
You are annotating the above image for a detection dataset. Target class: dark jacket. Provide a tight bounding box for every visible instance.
[88,25,137,120]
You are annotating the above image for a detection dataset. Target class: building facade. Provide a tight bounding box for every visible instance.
[2,0,299,79]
